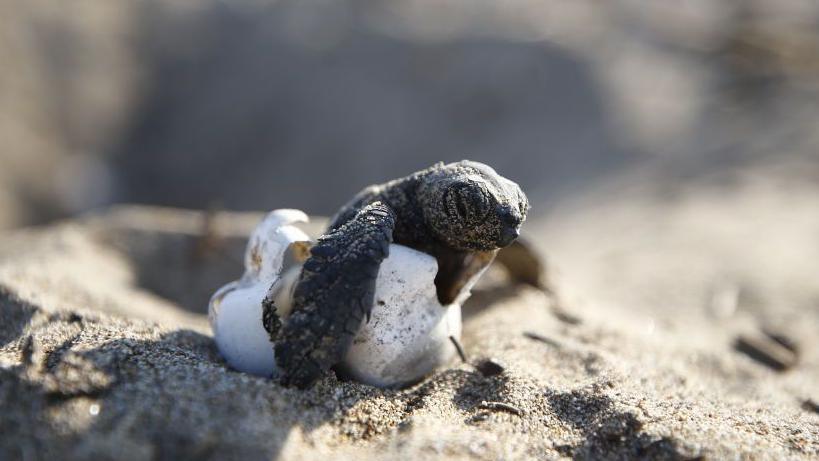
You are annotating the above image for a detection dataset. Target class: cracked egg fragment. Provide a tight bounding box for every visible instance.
[208,209,311,377]
[210,209,485,387]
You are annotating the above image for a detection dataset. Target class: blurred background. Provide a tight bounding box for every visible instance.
[2,0,819,328]
[2,0,817,227]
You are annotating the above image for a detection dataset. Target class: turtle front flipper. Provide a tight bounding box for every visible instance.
[433,248,498,305]
[275,202,396,388]
[494,237,545,289]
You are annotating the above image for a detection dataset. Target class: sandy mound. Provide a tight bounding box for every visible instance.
[0,206,816,460]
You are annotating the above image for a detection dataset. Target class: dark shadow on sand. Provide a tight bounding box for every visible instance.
[546,388,702,461]
[0,286,39,347]
[0,296,379,460]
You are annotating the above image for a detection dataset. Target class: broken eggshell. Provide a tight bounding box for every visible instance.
[208,209,311,377]
[338,245,464,387]
[209,209,486,387]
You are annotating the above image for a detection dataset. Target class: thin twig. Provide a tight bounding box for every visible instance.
[449,336,468,363]
[523,331,561,348]
[478,401,524,416]
[734,334,797,372]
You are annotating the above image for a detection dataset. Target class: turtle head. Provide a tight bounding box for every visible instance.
[418,160,529,251]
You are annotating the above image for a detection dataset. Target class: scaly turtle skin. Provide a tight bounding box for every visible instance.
[264,160,529,388]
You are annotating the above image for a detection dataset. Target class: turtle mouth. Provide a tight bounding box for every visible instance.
[496,225,520,248]
[495,203,523,248]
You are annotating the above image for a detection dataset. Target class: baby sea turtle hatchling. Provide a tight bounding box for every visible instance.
[265,160,530,388]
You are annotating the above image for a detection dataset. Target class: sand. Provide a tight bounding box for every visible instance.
[0,202,817,460]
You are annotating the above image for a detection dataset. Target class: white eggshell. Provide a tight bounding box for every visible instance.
[211,282,276,376]
[210,208,483,387]
[339,245,462,387]
[208,209,310,377]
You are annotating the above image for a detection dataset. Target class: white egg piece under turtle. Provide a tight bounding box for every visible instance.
[209,209,484,388]
[338,244,464,387]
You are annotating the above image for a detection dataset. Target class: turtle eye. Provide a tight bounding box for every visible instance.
[456,184,490,223]
[444,184,465,221]
[455,194,469,219]
[445,182,490,224]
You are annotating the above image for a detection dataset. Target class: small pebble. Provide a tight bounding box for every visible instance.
[474,358,505,377]
[801,399,819,414]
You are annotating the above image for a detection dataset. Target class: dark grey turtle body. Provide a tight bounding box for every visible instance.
[264,160,529,388]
